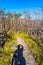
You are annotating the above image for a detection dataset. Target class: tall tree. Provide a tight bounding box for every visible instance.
[0,9,5,33]
[6,12,13,31]
[0,9,6,48]
[23,10,32,34]
[13,12,22,31]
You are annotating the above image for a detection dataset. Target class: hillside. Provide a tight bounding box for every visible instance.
[0,31,43,65]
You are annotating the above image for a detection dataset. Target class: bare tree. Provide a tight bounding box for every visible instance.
[23,10,32,35]
[5,12,13,31]
[13,12,22,31]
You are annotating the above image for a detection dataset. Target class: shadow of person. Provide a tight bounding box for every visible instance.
[11,44,26,65]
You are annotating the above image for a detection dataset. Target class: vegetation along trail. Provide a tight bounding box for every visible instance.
[17,36,37,65]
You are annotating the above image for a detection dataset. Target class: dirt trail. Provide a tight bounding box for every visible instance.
[17,36,37,65]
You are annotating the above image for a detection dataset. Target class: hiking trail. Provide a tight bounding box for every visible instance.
[16,36,37,65]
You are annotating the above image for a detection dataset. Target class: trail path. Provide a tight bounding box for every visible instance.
[17,36,37,65]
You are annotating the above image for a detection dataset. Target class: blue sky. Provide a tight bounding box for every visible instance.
[0,0,43,12]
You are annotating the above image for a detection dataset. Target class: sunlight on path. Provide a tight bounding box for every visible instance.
[17,36,37,65]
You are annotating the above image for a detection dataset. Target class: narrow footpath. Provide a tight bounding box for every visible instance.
[17,36,37,65]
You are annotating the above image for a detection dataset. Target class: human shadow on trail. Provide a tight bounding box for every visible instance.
[11,44,26,65]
